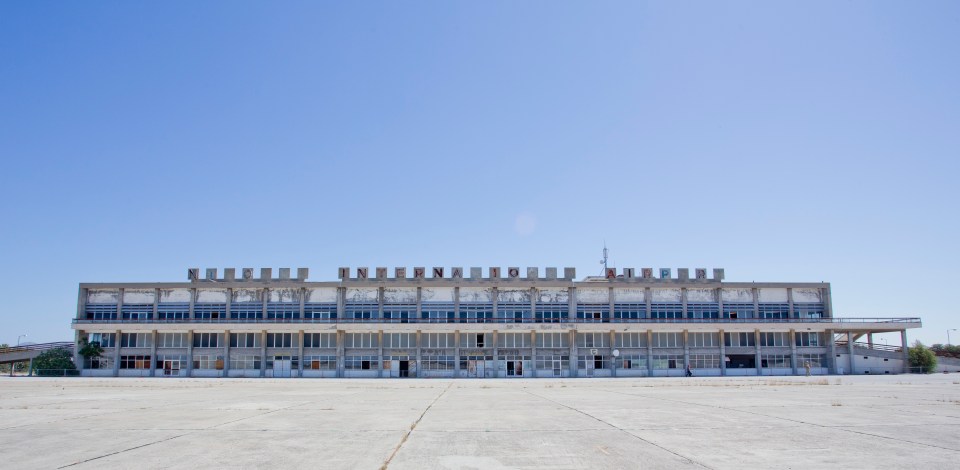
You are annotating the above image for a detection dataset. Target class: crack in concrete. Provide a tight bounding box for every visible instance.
[380,382,452,470]
[523,389,714,469]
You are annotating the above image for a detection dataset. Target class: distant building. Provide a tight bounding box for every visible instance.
[71,266,920,377]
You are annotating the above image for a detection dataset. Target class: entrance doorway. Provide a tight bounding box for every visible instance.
[272,356,292,378]
[506,360,524,377]
[162,360,180,377]
[399,360,410,378]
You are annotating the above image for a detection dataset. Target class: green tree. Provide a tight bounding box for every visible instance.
[908,341,938,374]
[78,339,104,362]
[31,348,76,376]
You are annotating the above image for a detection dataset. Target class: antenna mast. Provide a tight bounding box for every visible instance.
[600,243,608,274]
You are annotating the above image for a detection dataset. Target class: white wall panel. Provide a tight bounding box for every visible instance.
[421,287,455,303]
[87,289,119,304]
[651,289,682,303]
[538,288,569,303]
[384,288,417,303]
[270,288,299,303]
[307,288,338,303]
[459,287,493,303]
[498,288,531,303]
[346,288,378,303]
[759,288,788,303]
[196,289,228,303]
[577,288,609,304]
[613,288,645,302]
[233,289,261,303]
[123,289,155,304]
[721,288,753,303]
[686,289,716,303]
[792,288,822,303]
[159,289,191,303]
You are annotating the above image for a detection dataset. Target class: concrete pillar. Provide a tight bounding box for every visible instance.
[415,330,422,378]
[754,329,762,376]
[378,330,384,378]
[531,330,537,378]
[117,288,124,320]
[336,330,345,378]
[681,288,688,319]
[847,331,855,375]
[260,330,267,377]
[454,287,460,322]
[492,287,498,322]
[646,330,654,377]
[644,288,652,320]
[336,287,345,321]
[716,288,724,321]
[610,330,616,377]
[225,288,232,319]
[790,329,798,375]
[568,287,577,321]
[113,329,121,377]
[826,329,836,374]
[149,330,158,377]
[188,288,196,320]
[719,329,726,376]
[186,330,194,377]
[74,329,85,374]
[27,358,34,377]
[569,330,578,377]
[454,330,461,378]
[415,287,422,322]
[153,288,159,320]
[867,333,874,348]
[823,287,833,318]
[297,330,304,377]
[752,288,759,319]
[901,330,909,373]
[298,288,306,320]
[787,288,795,319]
[492,330,498,378]
[378,287,385,320]
[531,288,538,323]
[683,330,690,373]
[223,330,231,377]
[261,288,268,319]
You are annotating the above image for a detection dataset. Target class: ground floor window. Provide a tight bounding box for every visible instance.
[85,357,113,369]
[761,354,792,368]
[577,355,608,370]
[266,355,299,370]
[619,354,646,369]
[535,355,569,375]
[119,355,151,369]
[156,355,188,376]
[651,354,683,370]
[303,355,337,370]
[500,355,530,376]
[230,354,261,370]
[193,354,222,370]
[421,356,455,371]
[689,354,720,369]
[345,355,379,370]
[796,354,826,368]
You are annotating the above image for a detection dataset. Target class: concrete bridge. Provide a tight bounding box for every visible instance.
[0,342,73,375]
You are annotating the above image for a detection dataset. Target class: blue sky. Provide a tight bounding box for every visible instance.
[1,2,957,346]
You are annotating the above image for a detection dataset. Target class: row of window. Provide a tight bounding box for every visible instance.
[95,331,824,350]
[85,302,826,320]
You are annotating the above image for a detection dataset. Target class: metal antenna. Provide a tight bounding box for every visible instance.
[600,242,608,274]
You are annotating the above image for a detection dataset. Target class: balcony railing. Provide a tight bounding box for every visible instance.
[72,317,921,325]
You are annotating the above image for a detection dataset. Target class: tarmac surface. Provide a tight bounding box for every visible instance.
[1,375,958,469]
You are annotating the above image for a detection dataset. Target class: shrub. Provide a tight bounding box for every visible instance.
[908,341,937,374]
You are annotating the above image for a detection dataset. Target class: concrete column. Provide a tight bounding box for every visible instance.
[225,288,232,319]
[336,287,345,320]
[336,330,345,378]
[117,288,124,320]
[378,330,384,378]
[610,330,616,377]
[823,287,833,318]
[223,330,231,377]
[681,288,688,319]
[568,287,577,321]
[492,287,498,322]
[113,329,121,377]
[261,288,268,319]
[683,330,690,372]
[454,330,461,378]
[415,287,422,322]
[188,288,196,319]
[531,330,537,378]
[492,330,499,378]
[754,329,761,376]
[415,330,422,378]
[716,288,724,321]
[608,287,615,322]
[789,329,798,375]
[787,288,795,319]
[298,288,305,320]
[867,333,874,348]
[186,330,194,377]
[719,329,726,376]
[644,288,652,319]
[569,329,578,377]
[752,288,759,319]
[646,330,654,377]
[378,287,385,320]
[153,288,159,320]
[846,331,855,375]
[297,330,304,377]
[454,287,460,322]
[826,329,836,374]
[74,329,85,374]
[260,330,267,377]
[149,330,158,377]
[27,358,33,377]
[901,330,909,373]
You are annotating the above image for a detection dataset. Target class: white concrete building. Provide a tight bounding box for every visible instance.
[71,266,920,378]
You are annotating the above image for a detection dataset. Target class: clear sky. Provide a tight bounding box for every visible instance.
[1,2,957,346]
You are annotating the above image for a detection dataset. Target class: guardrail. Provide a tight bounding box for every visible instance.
[835,341,904,353]
[0,342,73,354]
[72,317,921,325]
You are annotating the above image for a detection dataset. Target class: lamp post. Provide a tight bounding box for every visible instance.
[948,329,958,346]
[17,334,27,347]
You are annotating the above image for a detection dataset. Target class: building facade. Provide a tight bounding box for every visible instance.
[71,266,921,378]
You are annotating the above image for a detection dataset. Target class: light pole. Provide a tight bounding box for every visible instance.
[948,329,958,346]
[17,334,27,347]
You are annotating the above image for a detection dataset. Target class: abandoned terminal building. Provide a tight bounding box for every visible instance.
[71,266,921,378]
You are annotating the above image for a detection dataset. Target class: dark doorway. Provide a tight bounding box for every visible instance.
[399,360,409,378]
[727,354,755,368]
